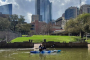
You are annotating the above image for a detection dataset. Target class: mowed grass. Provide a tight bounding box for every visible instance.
[22,35,28,37]
[0,38,2,41]
[85,38,90,43]
[11,35,81,43]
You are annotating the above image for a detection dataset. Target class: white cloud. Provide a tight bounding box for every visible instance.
[65,0,70,3]
[81,1,86,5]
[61,3,64,5]
[26,0,32,2]
[0,0,9,5]
[26,13,32,23]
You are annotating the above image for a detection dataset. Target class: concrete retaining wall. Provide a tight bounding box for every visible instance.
[42,41,88,48]
[0,41,34,48]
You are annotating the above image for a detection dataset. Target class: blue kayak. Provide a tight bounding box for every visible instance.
[30,50,61,54]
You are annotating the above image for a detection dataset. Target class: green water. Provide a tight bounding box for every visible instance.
[0,48,90,60]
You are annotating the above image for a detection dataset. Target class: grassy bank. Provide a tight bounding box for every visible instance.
[0,39,2,41]
[85,38,90,43]
[22,35,28,37]
[11,35,81,43]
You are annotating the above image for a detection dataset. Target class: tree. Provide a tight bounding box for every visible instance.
[18,15,25,24]
[9,14,25,32]
[9,14,18,31]
[16,23,31,35]
[65,13,90,38]
[46,23,53,35]
[40,23,53,35]
[0,17,10,30]
[76,13,90,38]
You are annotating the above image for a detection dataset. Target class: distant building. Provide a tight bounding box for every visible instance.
[62,13,65,17]
[31,15,42,23]
[55,16,67,30]
[55,17,62,27]
[30,20,46,34]
[61,17,67,29]
[51,20,55,25]
[65,7,79,20]
[80,4,90,14]
[0,4,12,15]
[52,25,63,32]
[0,12,9,18]
[35,0,52,23]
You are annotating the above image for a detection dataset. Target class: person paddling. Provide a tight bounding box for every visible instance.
[42,45,46,50]
[39,45,43,52]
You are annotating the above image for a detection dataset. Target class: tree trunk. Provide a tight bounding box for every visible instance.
[14,25,15,32]
[81,31,84,38]
[86,32,87,41]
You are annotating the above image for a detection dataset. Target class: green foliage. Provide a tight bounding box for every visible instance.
[0,17,10,30]
[18,15,25,24]
[11,35,81,43]
[65,13,90,38]
[16,23,31,35]
[76,13,90,32]
[0,38,2,41]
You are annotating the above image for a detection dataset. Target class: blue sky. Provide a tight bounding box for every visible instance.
[0,0,90,23]
[2,0,6,2]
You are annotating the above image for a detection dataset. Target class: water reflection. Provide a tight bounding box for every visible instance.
[39,54,46,60]
[0,48,90,60]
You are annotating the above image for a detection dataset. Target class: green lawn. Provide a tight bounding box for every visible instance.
[11,35,82,43]
[22,35,28,37]
[85,38,90,43]
[0,38,2,41]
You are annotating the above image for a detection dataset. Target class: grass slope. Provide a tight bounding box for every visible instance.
[11,35,81,43]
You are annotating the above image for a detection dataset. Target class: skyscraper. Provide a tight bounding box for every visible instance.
[80,4,90,14]
[65,7,79,20]
[35,0,40,15]
[0,4,12,15]
[35,0,52,23]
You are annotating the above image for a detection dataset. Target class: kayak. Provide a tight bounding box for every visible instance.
[30,50,61,54]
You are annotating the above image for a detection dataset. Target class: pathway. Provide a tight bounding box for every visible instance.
[88,44,90,51]
[34,43,42,51]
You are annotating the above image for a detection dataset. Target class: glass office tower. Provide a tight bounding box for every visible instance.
[35,0,52,23]
[0,4,12,15]
[65,7,79,20]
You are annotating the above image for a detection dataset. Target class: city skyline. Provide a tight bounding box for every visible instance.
[35,0,52,23]
[0,0,90,23]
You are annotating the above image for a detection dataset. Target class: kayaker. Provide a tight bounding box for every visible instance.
[39,45,43,52]
[42,45,46,50]
[39,45,41,49]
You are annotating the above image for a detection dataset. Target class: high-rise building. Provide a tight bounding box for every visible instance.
[35,0,40,15]
[35,0,52,23]
[80,4,90,14]
[31,15,42,23]
[65,7,79,20]
[0,4,12,15]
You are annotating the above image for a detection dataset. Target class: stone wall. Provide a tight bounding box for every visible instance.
[0,31,21,42]
[0,41,34,48]
[42,41,88,48]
